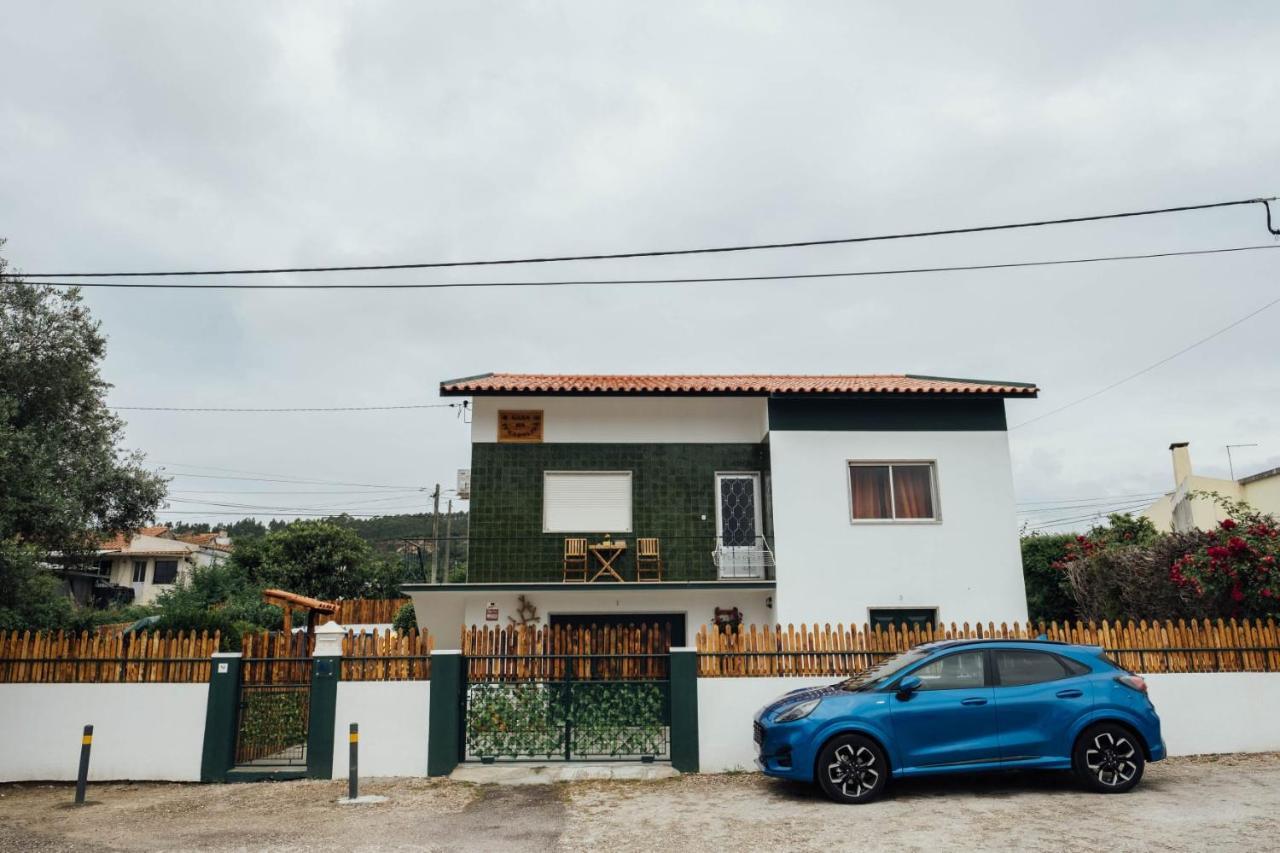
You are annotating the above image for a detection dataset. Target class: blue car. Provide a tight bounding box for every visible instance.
[754,639,1165,803]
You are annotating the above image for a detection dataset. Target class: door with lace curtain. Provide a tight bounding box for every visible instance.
[714,472,763,577]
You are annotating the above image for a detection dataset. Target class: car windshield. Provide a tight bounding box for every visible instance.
[837,648,931,692]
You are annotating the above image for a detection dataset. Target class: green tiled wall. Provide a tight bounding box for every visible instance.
[467,443,771,582]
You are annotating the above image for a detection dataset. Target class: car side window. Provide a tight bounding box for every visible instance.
[995,650,1071,686]
[911,651,985,690]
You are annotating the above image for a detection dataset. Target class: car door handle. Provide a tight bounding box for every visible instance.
[960,697,988,706]
[1056,689,1084,699]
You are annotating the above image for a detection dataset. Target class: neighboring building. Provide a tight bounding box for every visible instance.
[1143,442,1280,533]
[89,527,233,605]
[405,372,1037,641]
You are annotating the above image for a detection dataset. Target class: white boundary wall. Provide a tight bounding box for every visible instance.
[697,673,1280,773]
[331,681,431,779]
[0,684,208,782]
[1146,673,1280,756]
[698,676,833,772]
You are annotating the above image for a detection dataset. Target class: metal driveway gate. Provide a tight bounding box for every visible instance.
[462,653,670,762]
[234,658,313,768]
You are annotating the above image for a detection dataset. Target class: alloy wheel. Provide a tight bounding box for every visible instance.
[1084,731,1139,788]
[826,743,880,799]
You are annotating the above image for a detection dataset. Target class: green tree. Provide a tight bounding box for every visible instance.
[0,241,167,629]
[228,519,406,600]
[1019,532,1077,623]
[0,243,167,553]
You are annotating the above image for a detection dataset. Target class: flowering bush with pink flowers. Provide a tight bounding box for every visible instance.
[1169,494,1280,618]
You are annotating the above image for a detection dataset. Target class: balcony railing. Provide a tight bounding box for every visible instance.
[408,535,775,585]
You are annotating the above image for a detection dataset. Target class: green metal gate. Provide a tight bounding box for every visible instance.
[462,653,670,762]
[234,659,312,768]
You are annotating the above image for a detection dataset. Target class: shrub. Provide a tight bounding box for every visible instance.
[392,601,417,633]
[1020,533,1077,623]
[1170,494,1280,619]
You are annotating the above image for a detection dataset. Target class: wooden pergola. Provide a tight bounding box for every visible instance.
[261,588,339,639]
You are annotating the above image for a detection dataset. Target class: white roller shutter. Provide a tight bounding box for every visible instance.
[543,471,633,532]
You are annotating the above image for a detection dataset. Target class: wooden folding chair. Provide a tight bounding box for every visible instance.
[563,538,588,582]
[635,537,663,582]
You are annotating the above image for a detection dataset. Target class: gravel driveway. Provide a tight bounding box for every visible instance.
[2,753,1276,852]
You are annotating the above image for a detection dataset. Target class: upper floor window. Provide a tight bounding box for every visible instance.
[543,471,633,533]
[849,462,938,522]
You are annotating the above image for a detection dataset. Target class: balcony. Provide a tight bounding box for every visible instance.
[407,535,775,585]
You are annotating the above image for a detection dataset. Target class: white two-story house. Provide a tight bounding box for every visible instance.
[405,373,1036,643]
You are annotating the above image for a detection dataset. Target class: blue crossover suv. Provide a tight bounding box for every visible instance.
[754,639,1165,803]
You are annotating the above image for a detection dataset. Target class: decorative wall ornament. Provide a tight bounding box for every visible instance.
[508,594,541,626]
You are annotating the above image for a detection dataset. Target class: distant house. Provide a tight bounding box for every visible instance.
[405,372,1037,641]
[89,527,233,605]
[1143,443,1280,532]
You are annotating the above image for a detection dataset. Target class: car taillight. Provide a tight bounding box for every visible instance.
[1116,674,1147,693]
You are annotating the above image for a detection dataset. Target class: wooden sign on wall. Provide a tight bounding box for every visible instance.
[497,410,544,443]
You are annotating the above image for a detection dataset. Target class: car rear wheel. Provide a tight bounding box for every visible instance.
[1073,723,1145,793]
[816,734,888,804]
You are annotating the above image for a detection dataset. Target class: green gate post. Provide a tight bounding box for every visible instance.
[200,652,242,782]
[427,650,463,777]
[669,647,700,773]
[307,622,345,779]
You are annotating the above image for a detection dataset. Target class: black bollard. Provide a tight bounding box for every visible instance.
[348,723,359,801]
[74,725,93,805]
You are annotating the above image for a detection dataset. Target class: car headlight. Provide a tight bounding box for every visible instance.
[774,698,821,722]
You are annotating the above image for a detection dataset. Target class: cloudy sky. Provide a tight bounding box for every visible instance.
[3,1,1278,533]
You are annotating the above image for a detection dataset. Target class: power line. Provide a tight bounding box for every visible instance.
[1015,491,1166,506]
[113,402,461,412]
[157,471,429,489]
[17,197,1275,278]
[1012,289,1280,429]
[18,243,1280,290]
[1015,495,1167,514]
[1025,499,1157,530]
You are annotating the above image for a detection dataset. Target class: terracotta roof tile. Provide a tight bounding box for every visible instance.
[440,372,1037,397]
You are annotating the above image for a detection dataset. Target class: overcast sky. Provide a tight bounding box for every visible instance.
[3,1,1278,534]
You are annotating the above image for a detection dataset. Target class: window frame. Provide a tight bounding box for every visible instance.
[868,607,940,632]
[847,460,942,524]
[541,470,634,534]
[131,560,148,584]
[152,559,180,585]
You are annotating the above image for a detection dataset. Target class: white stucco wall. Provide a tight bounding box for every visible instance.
[695,672,1280,773]
[768,430,1027,626]
[1145,673,1280,756]
[408,587,774,642]
[331,681,431,779]
[471,396,768,444]
[0,684,208,782]
[698,676,834,772]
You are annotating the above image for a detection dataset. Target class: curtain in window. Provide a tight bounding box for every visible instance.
[892,465,935,519]
[850,466,892,519]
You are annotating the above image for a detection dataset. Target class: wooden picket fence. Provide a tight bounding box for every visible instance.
[0,629,220,683]
[240,630,312,684]
[342,628,433,681]
[695,618,1280,677]
[461,623,672,682]
[320,598,409,626]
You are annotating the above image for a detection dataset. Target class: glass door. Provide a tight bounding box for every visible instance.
[714,472,763,578]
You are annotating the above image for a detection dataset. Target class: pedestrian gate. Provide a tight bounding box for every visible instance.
[462,653,671,762]
[234,658,312,768]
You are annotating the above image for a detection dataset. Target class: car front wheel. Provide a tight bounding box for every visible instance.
[816,734,888,804]
[1073,723,1145,793]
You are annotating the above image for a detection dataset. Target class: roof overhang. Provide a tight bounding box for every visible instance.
[439,372,1038,399]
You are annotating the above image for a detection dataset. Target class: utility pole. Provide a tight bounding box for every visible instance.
[442,499,454,584]
[430,484,441,584]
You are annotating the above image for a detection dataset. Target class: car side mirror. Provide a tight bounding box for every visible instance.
[896,675,922,695]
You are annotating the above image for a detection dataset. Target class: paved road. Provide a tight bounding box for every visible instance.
[1,754,1276,851]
